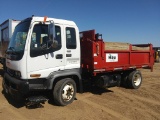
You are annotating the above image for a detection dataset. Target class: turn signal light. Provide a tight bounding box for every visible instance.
[30,74,41,78]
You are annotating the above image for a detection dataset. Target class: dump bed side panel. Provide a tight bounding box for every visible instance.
[80,30,154,74]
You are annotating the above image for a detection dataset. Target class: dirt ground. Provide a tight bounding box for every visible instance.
[0,63,160,120]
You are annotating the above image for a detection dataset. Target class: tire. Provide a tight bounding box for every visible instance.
[128,70,142,89]
[53,78,76,106]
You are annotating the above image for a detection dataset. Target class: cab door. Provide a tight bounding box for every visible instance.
[27,22,65,78]
[64,25,80,70]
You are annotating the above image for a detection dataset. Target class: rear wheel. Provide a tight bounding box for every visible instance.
[128,70,142,89]
[53,78,76,106]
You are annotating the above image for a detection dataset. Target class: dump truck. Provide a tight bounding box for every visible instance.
[2,16,154,106]
[0,19,20,68]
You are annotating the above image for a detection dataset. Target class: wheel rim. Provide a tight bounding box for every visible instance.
[62,83,74,101]
[133,74,141,86]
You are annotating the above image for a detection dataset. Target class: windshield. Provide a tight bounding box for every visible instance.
[8,20,31,52]
[6,20,31,60]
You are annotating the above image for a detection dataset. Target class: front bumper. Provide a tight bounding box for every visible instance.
[3,73,29,99]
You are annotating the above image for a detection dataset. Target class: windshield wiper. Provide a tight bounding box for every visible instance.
[9,47,15,51]
[6,47,17,54]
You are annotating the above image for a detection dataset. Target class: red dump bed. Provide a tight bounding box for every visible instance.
[80,30,154,75]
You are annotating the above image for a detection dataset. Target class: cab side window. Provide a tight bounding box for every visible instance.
[30,24,62,57]
[66,27,76,49]
[30,24,48,49]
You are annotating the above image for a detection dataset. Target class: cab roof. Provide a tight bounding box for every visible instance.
[32,16,76,26]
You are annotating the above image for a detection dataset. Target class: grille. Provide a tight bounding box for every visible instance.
[7,68,15,77]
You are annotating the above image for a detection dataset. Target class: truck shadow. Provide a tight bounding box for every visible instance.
[1,90,25,108]
[0,68,4,77]
[0,68,26,108]
[82,83,114,95]
[2,90,51,108]
[1,86,113,108]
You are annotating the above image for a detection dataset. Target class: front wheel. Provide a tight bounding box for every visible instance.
[128,70,142,89]
[53,78,76,106]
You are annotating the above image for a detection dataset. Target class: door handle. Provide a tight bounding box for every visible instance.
[66,54,72,57]
[56,54,63,59]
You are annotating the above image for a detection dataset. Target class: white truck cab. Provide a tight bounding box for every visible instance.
[3,16,82,106]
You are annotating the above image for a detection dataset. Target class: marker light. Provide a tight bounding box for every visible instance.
[30,74,41,78]
[44,16,48,22]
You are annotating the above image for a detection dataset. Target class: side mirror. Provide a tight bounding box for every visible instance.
[47,40,58,49]
[48,21,55,42]
[48,22,58,49]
